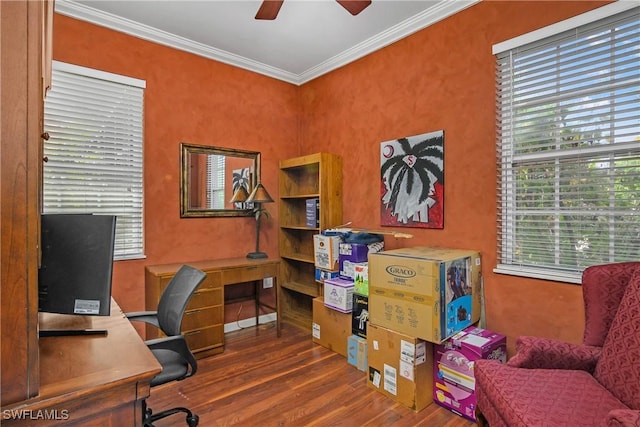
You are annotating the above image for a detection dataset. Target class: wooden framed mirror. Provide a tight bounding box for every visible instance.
[180,143,260,217]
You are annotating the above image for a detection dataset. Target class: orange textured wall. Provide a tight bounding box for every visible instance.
[53,15,301,319]
[299,0,610,352]
[54,1,611,350]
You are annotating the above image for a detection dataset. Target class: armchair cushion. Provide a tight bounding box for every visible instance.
[582,262,639,347]
[475,360,629,427]
[593,269,640,410]
[507,336,601,372]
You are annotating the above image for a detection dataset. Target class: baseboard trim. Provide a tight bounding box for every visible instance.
[224,313,277,333]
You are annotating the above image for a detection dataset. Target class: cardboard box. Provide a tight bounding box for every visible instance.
[347,335,368,371]
[312,296,352,357]
[305,198,319,228]
[340,260,367,280]
[352,293,369,338]
[434,326,507,421]
[339,241,384,279]
[369,247,482,344]
[367,323,434,412]
[354,264,369,295]
[313,234,342,271]
[315,268,340,283]
[324,277,354,313]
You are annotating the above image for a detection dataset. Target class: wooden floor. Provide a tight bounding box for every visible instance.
[147,322,476,427]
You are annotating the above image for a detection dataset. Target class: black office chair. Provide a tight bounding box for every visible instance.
[126,264,206,427]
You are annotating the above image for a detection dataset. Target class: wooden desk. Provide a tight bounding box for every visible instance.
[145,257,280,359]
[1,300,161,426]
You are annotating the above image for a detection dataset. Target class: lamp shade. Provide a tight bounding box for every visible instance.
[246,183,274,204]
[229,186,250,203]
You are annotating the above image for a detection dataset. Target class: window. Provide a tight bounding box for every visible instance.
[206,155,226,209]
[43,61,145,260]
[494,4,640,283]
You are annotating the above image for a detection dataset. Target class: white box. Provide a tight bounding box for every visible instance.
[324,277,354,313]
[340,260,367,280]
[314,234,342,271]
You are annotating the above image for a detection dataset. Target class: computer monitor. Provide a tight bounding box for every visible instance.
[38,214,116,320]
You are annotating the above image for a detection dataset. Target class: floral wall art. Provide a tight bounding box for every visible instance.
[380,130,444,228]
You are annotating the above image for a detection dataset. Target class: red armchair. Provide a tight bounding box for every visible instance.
[475,262,640,427]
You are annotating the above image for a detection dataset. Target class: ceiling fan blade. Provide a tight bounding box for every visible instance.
[336,0,371,16]
[255,0,284,20]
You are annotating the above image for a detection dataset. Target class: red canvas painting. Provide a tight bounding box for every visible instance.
[380,130,444,229]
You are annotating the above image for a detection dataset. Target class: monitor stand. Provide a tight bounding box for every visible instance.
[39,329,108,337]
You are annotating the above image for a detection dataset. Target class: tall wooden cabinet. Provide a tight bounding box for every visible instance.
[1,0,50,405]
[278,153,342,329]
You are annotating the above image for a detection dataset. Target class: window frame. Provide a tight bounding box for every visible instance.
[493,2,640,283]
[206,154,226,209]
[43,61,146,261]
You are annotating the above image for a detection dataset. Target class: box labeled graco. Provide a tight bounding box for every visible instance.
[368,247,481,343]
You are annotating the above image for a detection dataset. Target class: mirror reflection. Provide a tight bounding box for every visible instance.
[180,143,260,217]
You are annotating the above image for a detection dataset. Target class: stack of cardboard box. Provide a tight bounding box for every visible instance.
[311,232,382,365]
[363,247,481,412]
[311,243,505,419]
[366,247,507,419]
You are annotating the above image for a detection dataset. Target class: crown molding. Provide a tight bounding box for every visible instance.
[54,0,301,84]
[55,0,479,86]
[298,0,480,84]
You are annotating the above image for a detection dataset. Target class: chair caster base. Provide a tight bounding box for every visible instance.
[143,404,198,427]
[187,414,199,427]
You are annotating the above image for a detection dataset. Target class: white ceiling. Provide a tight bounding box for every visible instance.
[56,0,479,85]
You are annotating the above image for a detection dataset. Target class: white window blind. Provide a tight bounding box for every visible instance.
[206,155,226,209]
[43,61,145,260]
[495,5,640,282]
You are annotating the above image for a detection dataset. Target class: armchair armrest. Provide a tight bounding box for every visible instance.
[146,335,197,378]
[125,310,160,329]
[607,409,640,426]
[507,336,601,372]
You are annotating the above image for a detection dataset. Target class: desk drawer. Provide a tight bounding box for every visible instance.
[185,325,224,352]
[188,288,222,310]
[199,272,222,290]
[183,306,223,331]
[155,271,220,294]
[222,264,278,284]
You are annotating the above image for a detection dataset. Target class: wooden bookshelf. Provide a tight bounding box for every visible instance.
[278,153,342,330]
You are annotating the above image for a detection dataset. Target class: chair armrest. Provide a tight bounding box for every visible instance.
[125,311,160,329]
[146,335,198,378]
[607,409,640,426]
[507,336,601,372]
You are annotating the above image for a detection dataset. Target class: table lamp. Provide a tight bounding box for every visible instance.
[234,183,274,259]
[229,186,250,208]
